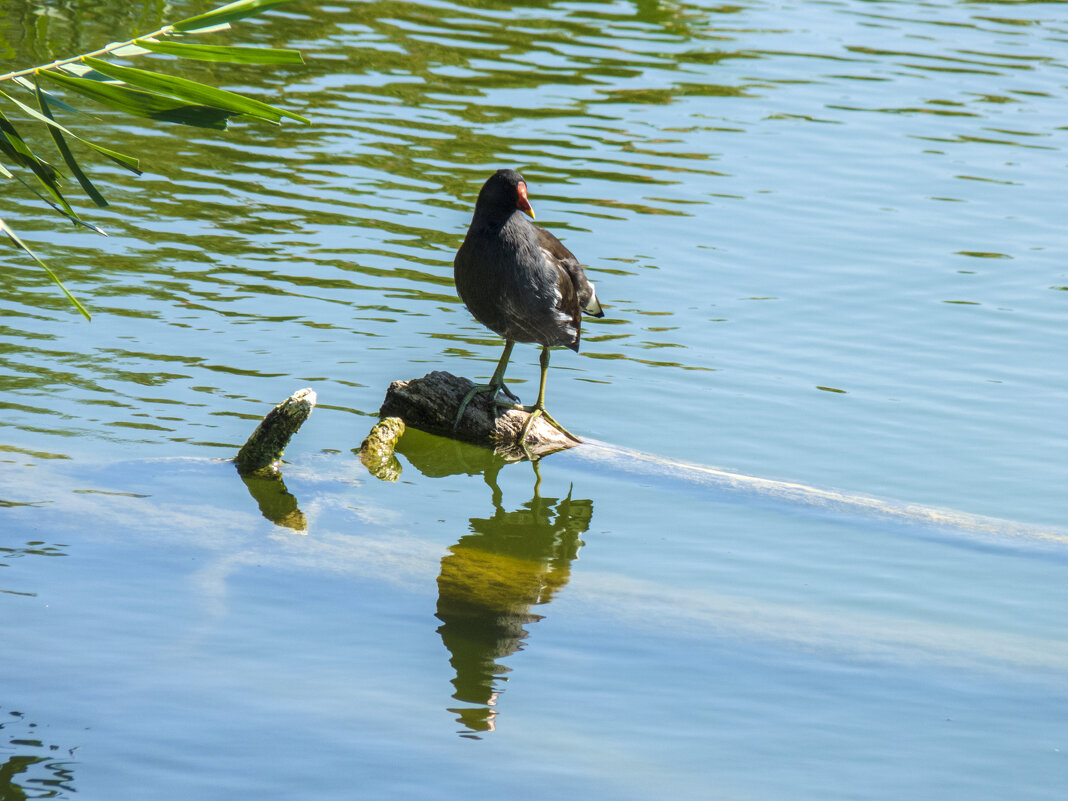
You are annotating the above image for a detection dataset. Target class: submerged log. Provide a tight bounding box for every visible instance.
[378,371,580,460]
[359,416,406,481]
[235,387,317,475]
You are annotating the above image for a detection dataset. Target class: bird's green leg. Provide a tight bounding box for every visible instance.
[518,346,581,444]
[453,339,522,429]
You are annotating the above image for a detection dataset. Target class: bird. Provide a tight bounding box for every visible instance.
[453,168,604,444]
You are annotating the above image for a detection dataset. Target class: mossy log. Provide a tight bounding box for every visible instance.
[235,387,317,475]
[379,371,580,460]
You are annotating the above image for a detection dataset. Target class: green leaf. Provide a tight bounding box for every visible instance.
[0,110,59,181]
[0,83,142,175]
[7,169,107,235]
[0,218,91,320]
[54,62,118,82]
[172,0,296,34]
[0,0,306,316]
[133,38,304,65]
[109,44,154,58]
[12,76,81,114]
[0,109,78,219]
[37,99,108,206]
[172,23,233,36]
[38,68,236,129]
[82,56,309,124]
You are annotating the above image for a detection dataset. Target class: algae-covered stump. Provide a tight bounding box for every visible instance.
[379,371,580,460]
[235,387,317,475]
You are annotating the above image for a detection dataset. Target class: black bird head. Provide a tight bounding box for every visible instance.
[473,168,536,225]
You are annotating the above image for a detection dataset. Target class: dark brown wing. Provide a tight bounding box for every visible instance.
[534,225,604,320]
[551,258,583,351]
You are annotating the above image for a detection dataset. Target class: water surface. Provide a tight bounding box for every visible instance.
[1,0,1066,798]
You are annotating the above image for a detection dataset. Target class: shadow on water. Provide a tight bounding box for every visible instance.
[396,431,594,738]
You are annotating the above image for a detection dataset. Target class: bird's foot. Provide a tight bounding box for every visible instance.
[518,405,582,445]
[453,381,522,430]
[497,382,521,404]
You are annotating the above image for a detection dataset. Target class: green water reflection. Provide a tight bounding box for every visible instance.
[398,431,592,736]
[0,709,78,800]
[1,540,66,598]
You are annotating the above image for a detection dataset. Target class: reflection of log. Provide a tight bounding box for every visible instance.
[379,371,578,460]
[239,472,307,533]
[235,388,317,475]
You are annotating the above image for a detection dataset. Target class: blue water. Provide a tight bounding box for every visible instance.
[2,0,1066,798]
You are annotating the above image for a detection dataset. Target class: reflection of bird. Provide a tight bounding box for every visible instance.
[435,463,594,737]
[453,169,604,443]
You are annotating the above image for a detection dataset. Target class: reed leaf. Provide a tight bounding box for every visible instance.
[0,110,77,219]
[0,0,305,319]
[133,39,304,65]
[172,0,296,34]
[38,69,237,129]
[81,57,309,124]
[0,219,92,320]
[1,84,142,174]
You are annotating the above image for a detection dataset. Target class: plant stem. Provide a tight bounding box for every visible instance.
[0,25,176,83]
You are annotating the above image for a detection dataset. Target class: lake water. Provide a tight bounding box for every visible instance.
[2,0,1066,798]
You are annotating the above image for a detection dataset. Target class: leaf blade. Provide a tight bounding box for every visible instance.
[0,109,78,219]
[0,218,92,320]
[0,82,142,174]
[82,56,308,124]
[38,68,236,129]
[172,0,296,34]
[133,39,304,65]
[37,96,108,207]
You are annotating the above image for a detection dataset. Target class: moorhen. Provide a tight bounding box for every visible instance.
[453,168,604,443]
